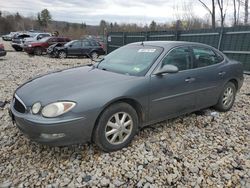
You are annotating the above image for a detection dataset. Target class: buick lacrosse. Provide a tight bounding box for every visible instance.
[10,41,244,152]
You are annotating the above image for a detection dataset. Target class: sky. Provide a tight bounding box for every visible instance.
[0,0,236,25]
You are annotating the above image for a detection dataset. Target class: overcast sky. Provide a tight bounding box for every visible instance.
[1,0,236,25]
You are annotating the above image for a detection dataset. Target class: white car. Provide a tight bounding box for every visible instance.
[21,33,51,47]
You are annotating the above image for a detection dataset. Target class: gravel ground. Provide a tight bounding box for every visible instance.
[0,39,249,187]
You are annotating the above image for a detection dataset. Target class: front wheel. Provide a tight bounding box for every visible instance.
[214,82,236,112]
[58,51,67,59]
[34,47,42,56]
[93,103,138,152]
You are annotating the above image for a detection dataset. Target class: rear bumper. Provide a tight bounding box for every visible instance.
[9,102,92,146]
[0,50,6,56]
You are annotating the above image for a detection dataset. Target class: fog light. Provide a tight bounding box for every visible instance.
[40,133,65,139]
[32,102,41,114]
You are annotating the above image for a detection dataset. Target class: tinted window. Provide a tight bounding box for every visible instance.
[83,41,91,46]
[90,41,98,46]
[162,47,192,71]
[71,41,82,48]
[98,45,163,76]
[192,47,223,68]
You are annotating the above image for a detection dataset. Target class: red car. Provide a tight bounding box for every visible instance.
[23,37,70,55]
[0,43,7,57]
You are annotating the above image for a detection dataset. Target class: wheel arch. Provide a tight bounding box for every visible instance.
[91,97,145,141]
[228,78,238,90]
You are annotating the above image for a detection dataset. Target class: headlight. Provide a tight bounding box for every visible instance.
[28,44,32,47]
[32,102,41,114]
[41,102,76,118]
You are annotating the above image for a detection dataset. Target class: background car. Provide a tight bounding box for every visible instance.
[0,43,7,57]
[2,32,18,41]
[22,32,51,45]
[11,33,32,51]
[48,39,105,59]
[23,36,71,55]
[10,41,244,152]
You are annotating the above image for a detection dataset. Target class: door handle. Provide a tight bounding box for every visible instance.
[218,71,226,77]
[185,77,196,83]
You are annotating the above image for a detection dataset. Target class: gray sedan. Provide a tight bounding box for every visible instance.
[10,41,244,152]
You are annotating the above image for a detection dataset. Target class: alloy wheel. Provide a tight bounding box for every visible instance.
[91,52,98,59]
[222,87,234,108]
[59,51,66,59]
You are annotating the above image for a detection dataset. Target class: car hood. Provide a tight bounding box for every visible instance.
[29,41,44,46]
[24,37,36,42]
[15,66,137,106]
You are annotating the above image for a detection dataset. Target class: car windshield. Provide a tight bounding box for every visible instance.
[64,40,78,47]
[28,33,37,37]
[39,37,51,42]
[98,45,163,76]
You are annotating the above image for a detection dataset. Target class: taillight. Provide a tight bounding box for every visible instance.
[0,44,4,49]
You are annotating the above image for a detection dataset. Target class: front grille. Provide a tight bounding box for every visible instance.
[14,95,26,113]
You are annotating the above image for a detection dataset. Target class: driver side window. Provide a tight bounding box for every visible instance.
[162,47,192,71]
[71,41,82,48]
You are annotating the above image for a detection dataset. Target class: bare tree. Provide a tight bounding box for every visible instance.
[198,0,216,29]
[244,0,249,24]
[217,0,229,27]
[233,0,241,25]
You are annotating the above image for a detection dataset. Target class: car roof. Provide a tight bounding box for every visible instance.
[129,41,214,49]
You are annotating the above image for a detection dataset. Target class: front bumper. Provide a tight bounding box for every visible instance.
[0,50,6,57]
[23,47,35,54]
[9,101,92,146]
[12,43,23,50]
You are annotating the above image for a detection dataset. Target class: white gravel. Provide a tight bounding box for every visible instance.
[0,39,249,187]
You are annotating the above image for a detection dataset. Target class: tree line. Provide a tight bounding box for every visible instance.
[0,1,249,38]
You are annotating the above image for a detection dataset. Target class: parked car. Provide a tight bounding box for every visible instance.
[11,33,32,51]
[47,39,105,59]
[9,41,244,152]
[0,43,7,57]
[2,32,18,41]
[23,37,70,55]
[22,33,51,46]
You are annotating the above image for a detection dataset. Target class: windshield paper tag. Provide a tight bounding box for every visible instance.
[138,49,156,53]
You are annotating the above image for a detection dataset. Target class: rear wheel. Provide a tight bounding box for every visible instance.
[58,51,67,59]
[214,82,236,112]
[90,51,98,59]
[14,47,22,51]
[34,47,42,56]
[93,103,138,152]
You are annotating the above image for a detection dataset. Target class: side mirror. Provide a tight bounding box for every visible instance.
[154,64,179,75]
[69,44,72,47]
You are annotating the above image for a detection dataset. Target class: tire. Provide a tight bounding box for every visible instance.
[49,52,57,58]
[58,51,67,59]
[214,82,236,112]
[90,51,98,59]
[14,47,22,51]
[93,103,139,152]
[34,47,42,56]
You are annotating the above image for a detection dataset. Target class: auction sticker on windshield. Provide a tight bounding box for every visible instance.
[138,49,156,53]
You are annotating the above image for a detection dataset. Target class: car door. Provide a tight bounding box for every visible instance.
[67,41,82,56]
[149,46,198,122]
[82,41,92,56]
[190,46,226,109]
